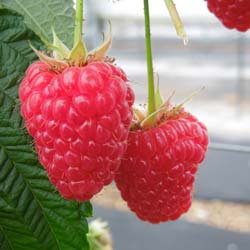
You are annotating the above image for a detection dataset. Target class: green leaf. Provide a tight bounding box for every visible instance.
[0,0,75,48]
[0,227,11,250]
[0,9,44,125]
[0,9,92,250]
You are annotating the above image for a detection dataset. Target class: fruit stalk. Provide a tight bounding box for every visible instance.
[144,0,156,122]
[74,0,84,45]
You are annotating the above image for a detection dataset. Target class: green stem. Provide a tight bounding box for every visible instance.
[144,0,156,120]
[74,0,83,46]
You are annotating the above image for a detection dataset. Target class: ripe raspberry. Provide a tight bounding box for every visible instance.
[19,61,134,202]
[207,0,250,32]
[115,110,208,224]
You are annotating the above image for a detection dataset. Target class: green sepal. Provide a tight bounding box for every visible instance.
[38,33,71,61]
[52,27,70,60]
[155,75,163,109]
[38,34,60,51]
[29,41,68,70]
[69,39,88,66]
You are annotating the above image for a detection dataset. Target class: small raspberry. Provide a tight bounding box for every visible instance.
[207,0,250,32]
[19,61,134,202]
[115,110,208,224]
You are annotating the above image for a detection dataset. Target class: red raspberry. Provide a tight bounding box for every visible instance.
[115,111,208,224]
[207,0,250,32]
[19,61,134,202]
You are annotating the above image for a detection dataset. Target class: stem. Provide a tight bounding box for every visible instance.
[74,0,83,46]
[144,0,156,120]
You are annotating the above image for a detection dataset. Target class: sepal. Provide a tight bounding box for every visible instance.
[69,39,88,66]
[88,21,112,62]
[155,75,163,109]
[52,28,70,60]
[29,42,68,71]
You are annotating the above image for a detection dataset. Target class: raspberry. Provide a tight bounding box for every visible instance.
[115,110,208,224]
[19,61,134,202]
[207,0,250,32]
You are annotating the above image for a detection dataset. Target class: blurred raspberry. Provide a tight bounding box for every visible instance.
[207,0,250,32]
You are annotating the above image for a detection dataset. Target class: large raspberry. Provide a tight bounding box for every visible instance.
[19,61,134,202]
[207,0,250,32]
[115,110,208,224]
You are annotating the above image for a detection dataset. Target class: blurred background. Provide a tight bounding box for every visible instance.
[82,0,250,249]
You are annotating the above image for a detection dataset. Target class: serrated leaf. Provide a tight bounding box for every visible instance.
[0,0,75,48]
[0,9,92,250]
[0,9,44,126]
